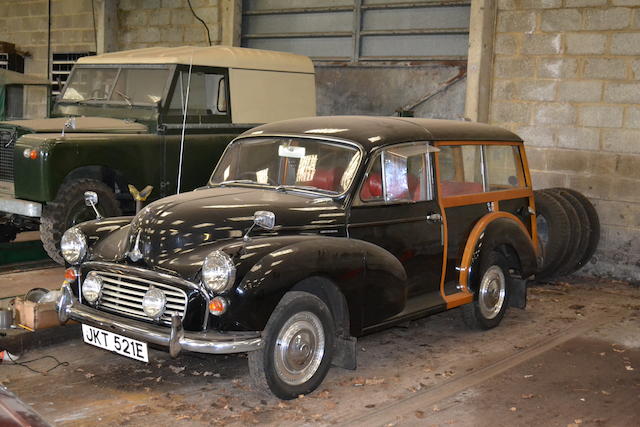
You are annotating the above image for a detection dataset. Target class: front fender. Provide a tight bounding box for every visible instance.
[222,236,406,335]
[75,216,134,262]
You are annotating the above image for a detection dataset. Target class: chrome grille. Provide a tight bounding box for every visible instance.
[92,271,188,326]
[0,130,16,183]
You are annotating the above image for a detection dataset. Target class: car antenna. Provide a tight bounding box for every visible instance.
[176,50,194,194]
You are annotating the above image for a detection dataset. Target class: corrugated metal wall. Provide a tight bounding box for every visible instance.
[241,0,471,118]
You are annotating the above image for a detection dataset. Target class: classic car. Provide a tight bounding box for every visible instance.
[56,116,538,399]
[0,46,315,263]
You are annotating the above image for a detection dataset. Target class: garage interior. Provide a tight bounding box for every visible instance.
[0,0,638,425]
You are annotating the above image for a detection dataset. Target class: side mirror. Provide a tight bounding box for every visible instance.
[253,210,275,230]
[84,191,98,207]
[84,191,102,220]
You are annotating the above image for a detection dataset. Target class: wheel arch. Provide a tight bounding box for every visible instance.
[460,212,537,292]
[61,165,130,197]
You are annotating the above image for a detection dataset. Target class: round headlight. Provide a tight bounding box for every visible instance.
[82,271,102,304]
[61,227,87,264]
[202,250,236,293]
[142,288,166,319]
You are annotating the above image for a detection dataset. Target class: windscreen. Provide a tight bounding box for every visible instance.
[61,66,169,105]
[211,137,362,194]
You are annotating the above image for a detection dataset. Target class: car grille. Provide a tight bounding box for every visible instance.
[0,130,16,183]
[92,271,188,326]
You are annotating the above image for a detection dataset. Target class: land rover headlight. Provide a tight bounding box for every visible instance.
[202,250,236,293]
[82,271,102,304]
[61,227,87,264]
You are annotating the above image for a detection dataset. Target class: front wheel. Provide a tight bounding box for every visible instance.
[462,251,511,330]
[248,291,335,400]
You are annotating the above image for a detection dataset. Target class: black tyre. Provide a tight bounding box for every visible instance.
[543,189,582,277]
[548,188,590,275]
[462,250,511,330]
[41,178,121,264]
[533,190,571,280]
[248,291,335,400]
[553,187,600,272]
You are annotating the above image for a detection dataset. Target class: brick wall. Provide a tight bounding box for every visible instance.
[490,0,640,282]
[0,0,96,118]
[118,0,220,49]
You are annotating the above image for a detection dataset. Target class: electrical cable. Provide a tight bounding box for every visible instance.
[5,352,69,375]
[186,0,212,46]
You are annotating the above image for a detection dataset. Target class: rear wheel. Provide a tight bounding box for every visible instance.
[40,178,121,264]
[462,251,511,330]
[248,291,335,400]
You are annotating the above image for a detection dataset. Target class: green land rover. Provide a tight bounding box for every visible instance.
[0,46,316,263]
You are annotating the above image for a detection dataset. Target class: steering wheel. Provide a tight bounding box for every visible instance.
[237,171,277,186]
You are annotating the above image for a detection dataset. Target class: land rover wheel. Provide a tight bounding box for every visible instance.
[41,179,121,264]
[248,291,335,400]
[462,251,511,330]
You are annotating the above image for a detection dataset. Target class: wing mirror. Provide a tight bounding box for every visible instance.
[84,191,102,220]
[243,210,275,242]
[253,210,275,230]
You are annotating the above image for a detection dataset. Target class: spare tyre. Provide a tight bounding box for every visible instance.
[542,189,582,278]
[547,188,590,275]
[553,187,600,272]
[533,190,571,280]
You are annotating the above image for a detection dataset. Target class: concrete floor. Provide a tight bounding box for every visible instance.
[0,275,638,426]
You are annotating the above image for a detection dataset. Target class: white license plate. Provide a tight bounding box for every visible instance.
[82,324,149,362]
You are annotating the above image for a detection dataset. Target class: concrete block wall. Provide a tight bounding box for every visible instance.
[490,0,640,282]
[118,0,221,49]
[0,0,97,118]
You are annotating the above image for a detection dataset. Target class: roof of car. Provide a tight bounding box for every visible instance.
[76,46,314,74]
[241,116,523,148]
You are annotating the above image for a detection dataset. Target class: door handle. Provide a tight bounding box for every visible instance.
[426,213,442,223]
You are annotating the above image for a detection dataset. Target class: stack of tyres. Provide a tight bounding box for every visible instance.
[533,187,600,281]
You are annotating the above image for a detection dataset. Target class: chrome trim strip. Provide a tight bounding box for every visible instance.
[0,197,42,217]
[82,261,200,290]
[57,284,262,356]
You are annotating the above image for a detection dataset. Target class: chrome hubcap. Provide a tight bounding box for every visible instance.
[274,311,325,386]
[478,265,506,319]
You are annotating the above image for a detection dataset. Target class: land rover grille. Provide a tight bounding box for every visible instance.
[0,130,16,182]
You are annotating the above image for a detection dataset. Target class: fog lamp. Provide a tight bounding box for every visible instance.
[82,271,102,304]
[142,287,167,319]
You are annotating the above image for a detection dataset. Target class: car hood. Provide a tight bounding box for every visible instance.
[94,186,347,273]
[0,117,148,134]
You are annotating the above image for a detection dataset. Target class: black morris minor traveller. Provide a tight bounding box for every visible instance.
[56,116,539,399]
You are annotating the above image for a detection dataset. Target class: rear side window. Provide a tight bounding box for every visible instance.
[485,145,524,190]
[438,143,525,197]
[438,145,484,197]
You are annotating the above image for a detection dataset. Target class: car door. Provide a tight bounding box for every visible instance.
[348,142,445,328]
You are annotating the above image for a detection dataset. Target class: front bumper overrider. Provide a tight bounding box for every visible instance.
[56,284,263,357]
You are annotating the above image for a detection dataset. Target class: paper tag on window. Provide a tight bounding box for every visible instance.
[278,145,306,158]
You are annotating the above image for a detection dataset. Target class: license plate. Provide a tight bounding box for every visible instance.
[82,324,149,362]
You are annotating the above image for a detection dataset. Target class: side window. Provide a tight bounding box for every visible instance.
[438,145,484,197]
[167,70,227,118]
[485,145,525,190]
[360,143,434,203]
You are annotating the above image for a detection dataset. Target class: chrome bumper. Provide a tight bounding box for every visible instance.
[56,284,263,357]
[0,196,42,217]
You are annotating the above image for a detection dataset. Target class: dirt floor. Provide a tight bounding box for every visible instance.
[1,276,638,426]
